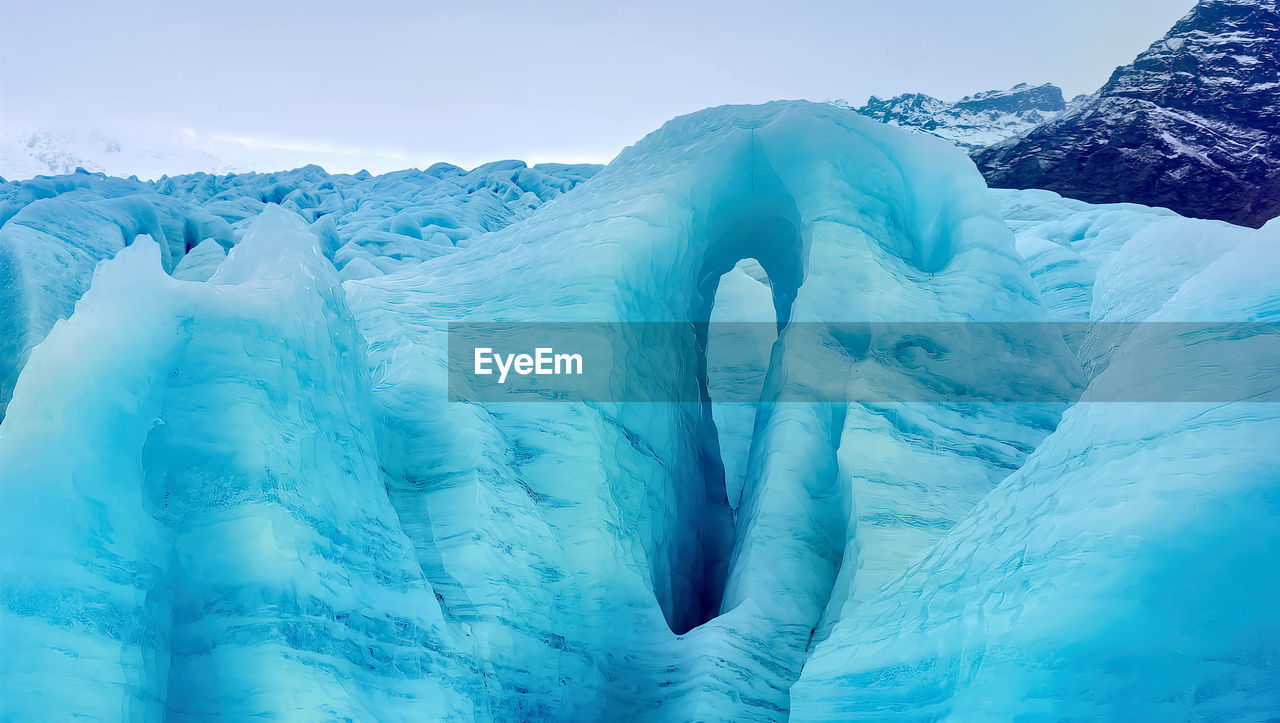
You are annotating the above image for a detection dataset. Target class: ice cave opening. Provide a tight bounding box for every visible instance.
[704,258,777,512]
[664,184,807,634]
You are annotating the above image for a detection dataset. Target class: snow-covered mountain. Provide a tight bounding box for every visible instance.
[845,83,1072,151]
[975,0,1280,228]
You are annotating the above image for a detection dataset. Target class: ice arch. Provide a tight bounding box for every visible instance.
[659,142,809,633]
[339,101,1049,718]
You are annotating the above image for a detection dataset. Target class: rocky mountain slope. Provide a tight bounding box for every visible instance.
[974,0,1280,228]
[847,83,1071,151]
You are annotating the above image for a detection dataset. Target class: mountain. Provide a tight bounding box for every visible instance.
[975,0,1280,228]
[848,83,1071,151]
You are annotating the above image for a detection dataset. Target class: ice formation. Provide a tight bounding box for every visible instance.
[1,101,1277,720]
[0,161,600,416]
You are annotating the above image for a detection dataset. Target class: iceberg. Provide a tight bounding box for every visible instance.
[1,101,1277,720]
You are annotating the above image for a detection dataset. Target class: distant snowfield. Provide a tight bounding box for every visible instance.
[0,127,605,181]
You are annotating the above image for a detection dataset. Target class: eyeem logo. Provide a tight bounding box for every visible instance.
[450,321,1280,403]
[474,347,584,384]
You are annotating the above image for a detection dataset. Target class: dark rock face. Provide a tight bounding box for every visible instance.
[975,0,1280,228]
[953,84,1067,115]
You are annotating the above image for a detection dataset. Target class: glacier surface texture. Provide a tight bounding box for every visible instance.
[1,102,1278,720]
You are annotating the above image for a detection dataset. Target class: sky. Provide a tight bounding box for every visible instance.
[1,0,1196,176]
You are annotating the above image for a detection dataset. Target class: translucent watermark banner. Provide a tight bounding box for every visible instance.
[446,322,1280,403]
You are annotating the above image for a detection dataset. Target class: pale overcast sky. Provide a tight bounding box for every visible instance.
[1,0,1195,174]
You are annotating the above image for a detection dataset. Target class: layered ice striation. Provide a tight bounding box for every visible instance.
[793,196,1280,720]
[0,208,477,719]
[1,101,1278,720]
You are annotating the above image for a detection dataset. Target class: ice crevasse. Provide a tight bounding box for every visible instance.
[0,101,1277,720]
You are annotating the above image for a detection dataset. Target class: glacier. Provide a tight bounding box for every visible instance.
[1,101,1278,720]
